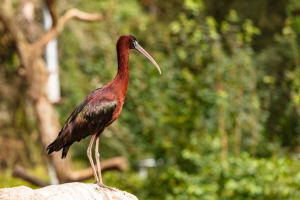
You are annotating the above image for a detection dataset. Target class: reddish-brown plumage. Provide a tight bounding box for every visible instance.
[46,34,161,188]
[103,35,132,126]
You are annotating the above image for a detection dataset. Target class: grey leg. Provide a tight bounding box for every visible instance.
[95,135,103,184]
[87,134,99,182]
[94,134,118,191]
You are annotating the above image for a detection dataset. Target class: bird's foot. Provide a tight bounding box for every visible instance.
[94,181,118,191]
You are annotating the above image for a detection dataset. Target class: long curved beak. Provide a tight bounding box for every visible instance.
[135,43,161,74]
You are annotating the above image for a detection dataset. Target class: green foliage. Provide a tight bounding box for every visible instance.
[55,0,300,198]
[104,136,299,199]
[2,0,300,199]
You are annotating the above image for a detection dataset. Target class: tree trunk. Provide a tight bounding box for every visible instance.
[0,1,128,186]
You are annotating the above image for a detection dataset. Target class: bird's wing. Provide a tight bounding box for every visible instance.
[72,98,117,137]
[67,87,104,124]
[46,95,117,158]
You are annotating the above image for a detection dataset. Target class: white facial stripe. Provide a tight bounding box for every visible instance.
[133,41,138,48]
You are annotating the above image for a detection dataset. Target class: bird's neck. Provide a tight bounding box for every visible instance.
[112,47,130,101]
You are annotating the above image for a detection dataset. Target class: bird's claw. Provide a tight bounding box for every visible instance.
[94,181,118,191]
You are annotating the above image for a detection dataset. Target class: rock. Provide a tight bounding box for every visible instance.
[0,182,138,200]
[0,186,45,200]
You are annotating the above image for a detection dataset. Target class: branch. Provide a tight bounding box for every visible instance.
[0,4,29,59]
[34,8,104,53]
[0,8,16,40]
[66,157,128,182]
[12,165,49,187]
[45,0,57,27]
[13,157,128,186]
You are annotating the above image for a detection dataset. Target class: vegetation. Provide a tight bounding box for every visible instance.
[1,0,300,199]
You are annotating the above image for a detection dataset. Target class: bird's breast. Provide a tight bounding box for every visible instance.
[105,98,124,127]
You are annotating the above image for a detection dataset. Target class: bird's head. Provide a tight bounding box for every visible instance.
[117,34,161,74]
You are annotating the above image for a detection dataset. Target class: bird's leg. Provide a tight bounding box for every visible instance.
[94,132,118,191]
[87,134,99,182]
[95,135,103,184]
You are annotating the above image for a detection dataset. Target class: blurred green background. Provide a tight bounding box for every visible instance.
[2,0,300,199]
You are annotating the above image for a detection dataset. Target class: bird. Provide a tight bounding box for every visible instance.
[46,34,161,189]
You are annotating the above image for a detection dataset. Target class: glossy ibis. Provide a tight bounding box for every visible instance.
[46,34,161,189]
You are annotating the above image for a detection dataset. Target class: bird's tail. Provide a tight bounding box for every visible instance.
[46,129,69,158]
[46,132,62,153]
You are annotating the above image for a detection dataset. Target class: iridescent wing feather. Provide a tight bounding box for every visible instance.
[46,92,117,158]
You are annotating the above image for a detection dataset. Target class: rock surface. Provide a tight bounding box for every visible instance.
[0,182,138,200]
